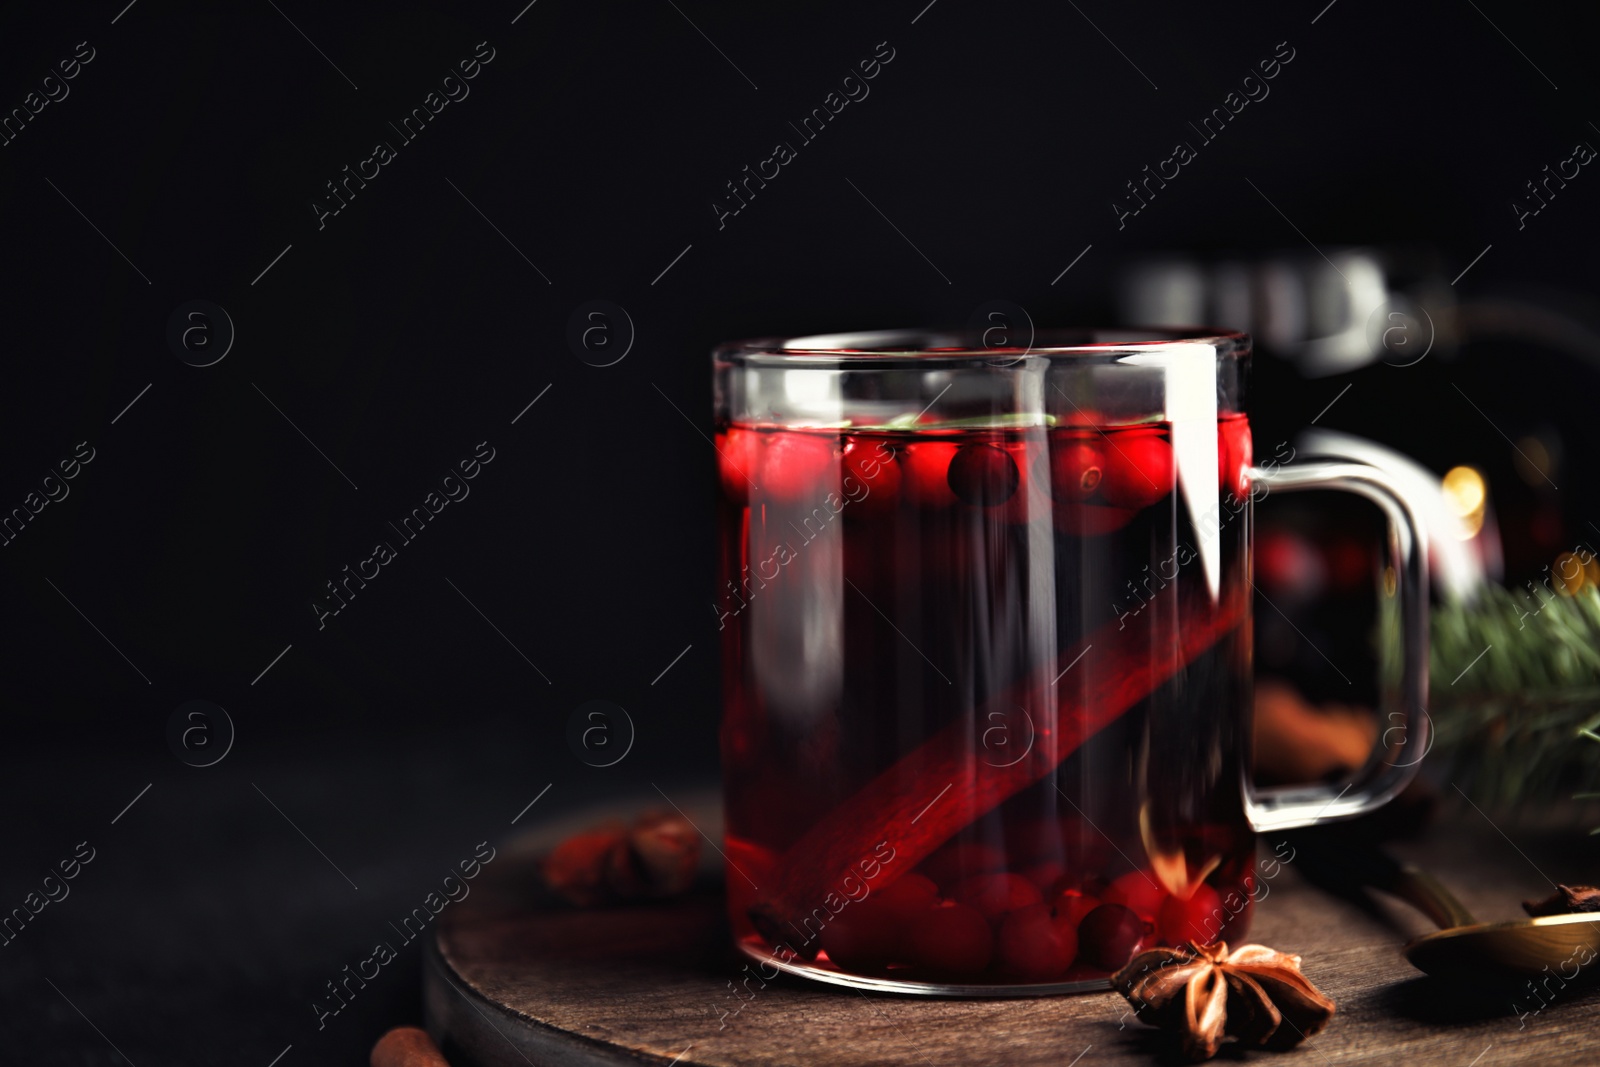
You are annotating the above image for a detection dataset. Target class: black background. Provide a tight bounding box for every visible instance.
[2,1,1598,1063]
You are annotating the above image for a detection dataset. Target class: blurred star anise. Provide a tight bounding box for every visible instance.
[1112,940,1337,1062]
[1523,884,1600,917]
[541,812,700,907]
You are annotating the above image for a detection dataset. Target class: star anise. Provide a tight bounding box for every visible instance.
[1523,884,1600,918]
[612,811,700,899]
[1112,940,1337,1062]
[541,812,701,906]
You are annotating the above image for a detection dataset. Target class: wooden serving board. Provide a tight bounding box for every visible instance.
[424,791,1600,1066]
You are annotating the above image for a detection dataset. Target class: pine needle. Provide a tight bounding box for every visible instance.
[1392,583,1600,813]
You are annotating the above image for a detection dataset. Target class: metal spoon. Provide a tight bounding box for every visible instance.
[1289,829,1600,982]
[1385,864,1600,981]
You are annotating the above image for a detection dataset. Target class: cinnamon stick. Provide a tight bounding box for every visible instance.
[370,1026,449,1067]
[748,580,1246,954]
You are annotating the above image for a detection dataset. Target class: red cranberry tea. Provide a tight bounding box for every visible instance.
[717,414,1257,989]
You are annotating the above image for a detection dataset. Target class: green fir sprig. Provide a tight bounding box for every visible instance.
[1415,583,1600,813]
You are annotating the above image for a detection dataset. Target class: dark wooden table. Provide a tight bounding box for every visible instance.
[425,791,1600,1066]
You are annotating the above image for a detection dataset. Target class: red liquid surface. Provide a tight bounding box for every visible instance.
[717,418,1257,984]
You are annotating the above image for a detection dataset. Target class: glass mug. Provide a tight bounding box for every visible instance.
[712,329,1427,994]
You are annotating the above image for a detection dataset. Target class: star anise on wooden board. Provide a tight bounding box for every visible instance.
[1112,940,1337,1062]
[540,812,700,907]
[1523,885,1600,918]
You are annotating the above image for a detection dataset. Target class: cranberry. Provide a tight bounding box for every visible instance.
[1051,911,1087,955]
[947,442,1019,506]
[1049,437,1107,502]
[948,873,1043,925]
[1075,903,1147,971]
[874,872,940,912]
[818,877,940,972]
[1100,432,1175,510]
[1103,870,1167,921]
[819,908,900,971]
[841,437,902,514]
[1218,417,1252,501]
[1019,860,1066,892]
[903,441,961,507]
[905,901,993,975]
[1156,883,1225,947]
[717,428,760,506]
[760,432,838,506]
[1053,892,1102,928]
[996,903,1077,980]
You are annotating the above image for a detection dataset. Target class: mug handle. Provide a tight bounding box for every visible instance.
[1243,459,1430,832]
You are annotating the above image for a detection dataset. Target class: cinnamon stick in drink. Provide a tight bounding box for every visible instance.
[747,580,1246,954]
